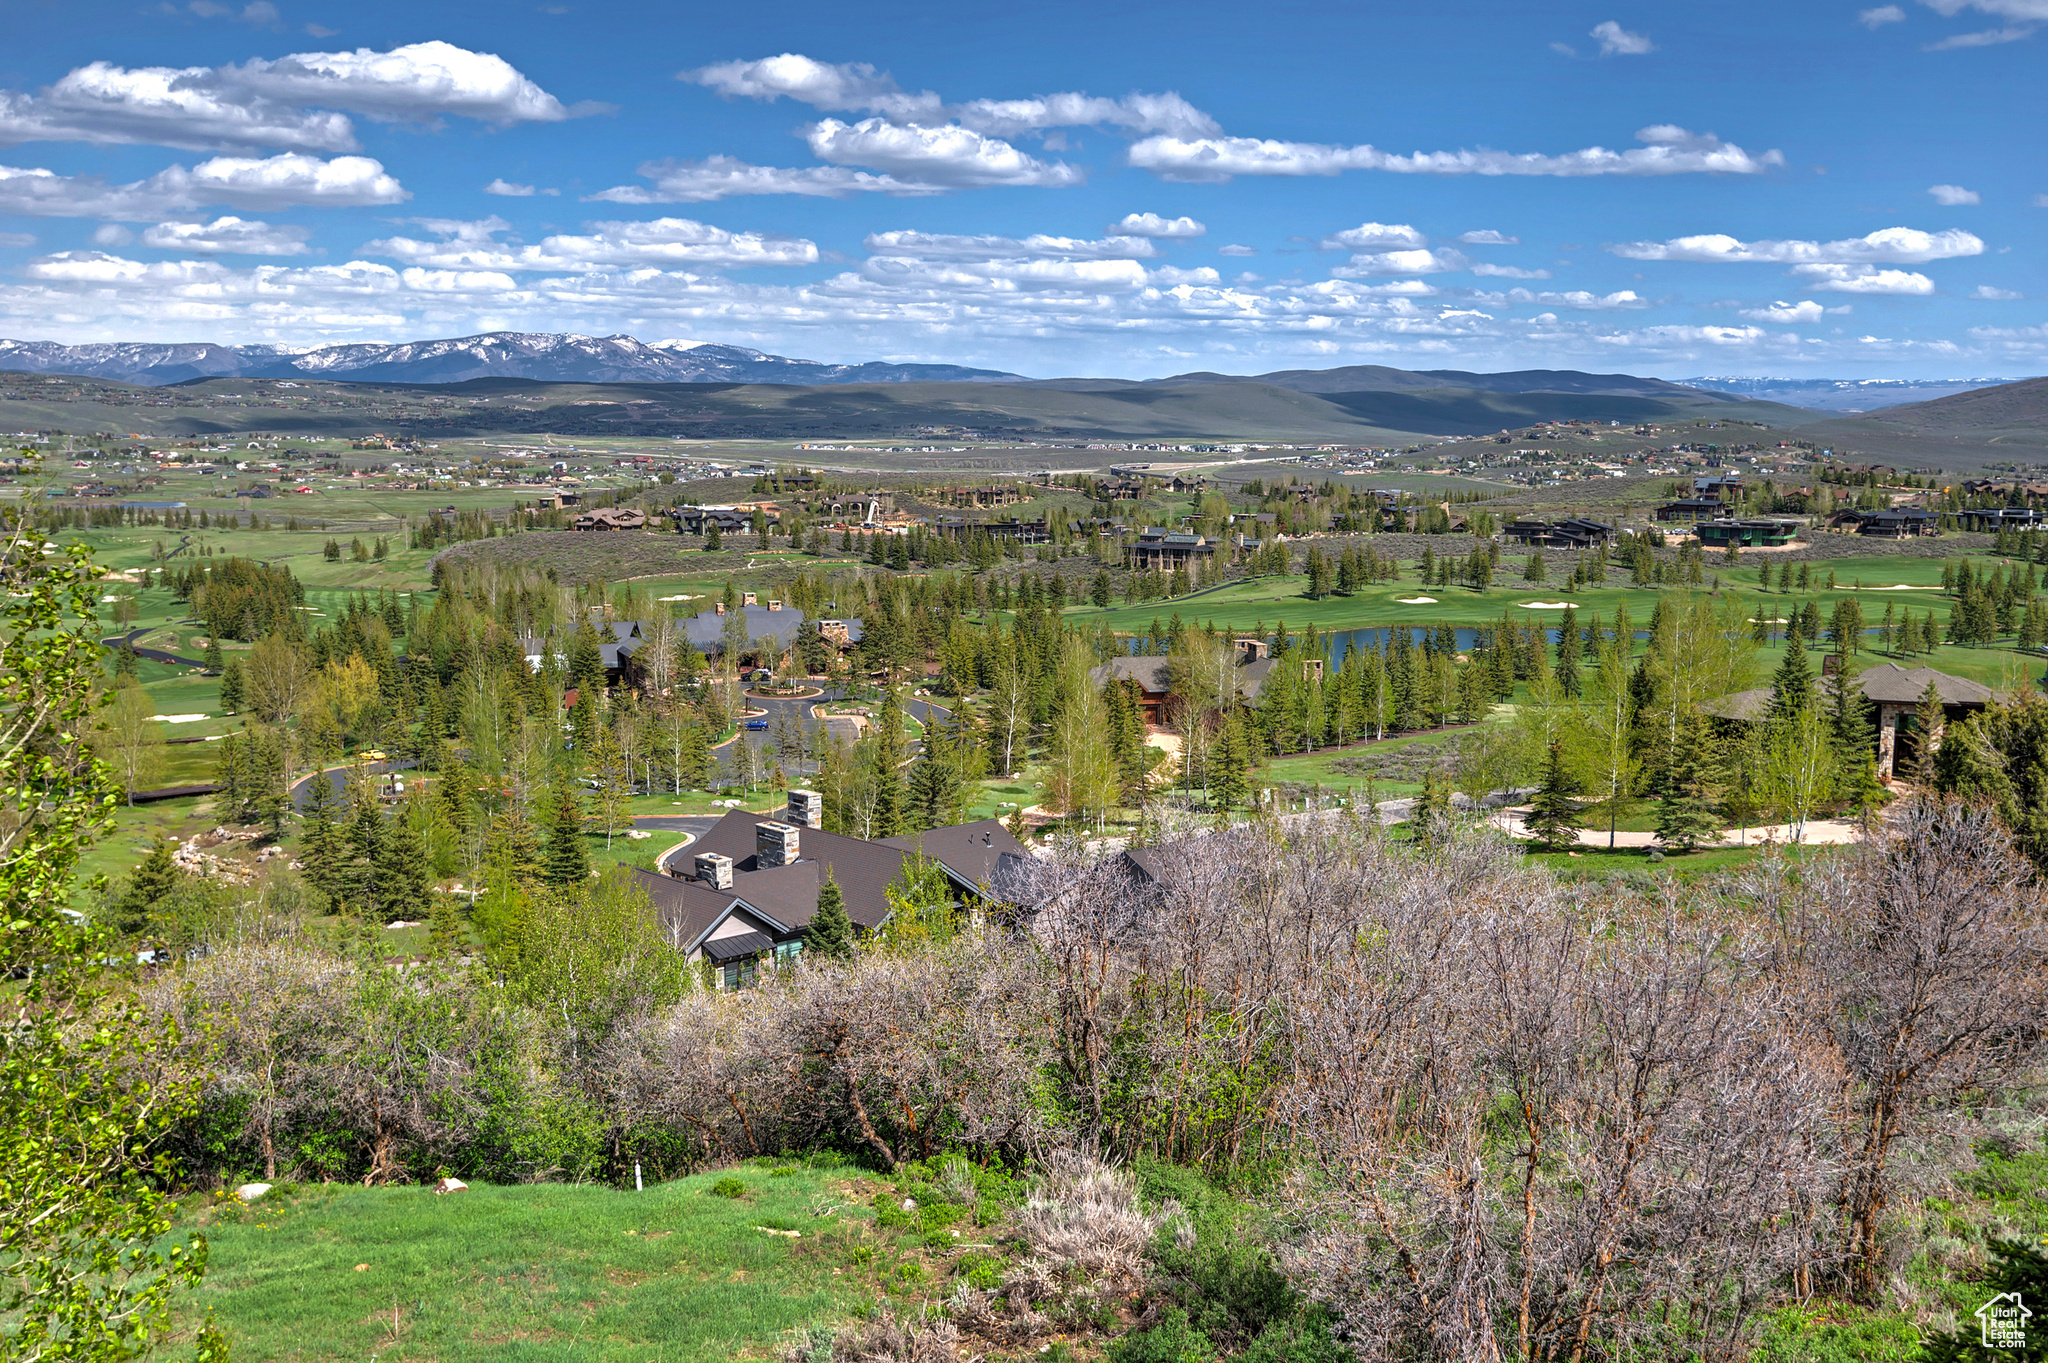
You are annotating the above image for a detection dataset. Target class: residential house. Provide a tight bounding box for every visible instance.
[630,796,1029,987]
[1130,527,1216,570]
[1694,519,1798,548]
[572,507,649,531]
[1502,518,1616,549]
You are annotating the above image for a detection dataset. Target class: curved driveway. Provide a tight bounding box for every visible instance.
[102,626,208,668]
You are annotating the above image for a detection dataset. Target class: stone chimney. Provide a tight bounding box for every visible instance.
[785,789,824,829]
[694,851,733,890]
[756,821,799,868]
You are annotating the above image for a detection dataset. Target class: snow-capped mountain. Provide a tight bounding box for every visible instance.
[0,332,1024,387]
[1679,375,2025,413]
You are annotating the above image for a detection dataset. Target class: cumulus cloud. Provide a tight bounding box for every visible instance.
[804,119,1082,188]
[1971,284,2025,298]
[0,152,404,219]
[485,178,535,196]
[1216,243,1256,256]
[1590,20,1656,54]
[1333,247,1467,276]
[140,215,311,254]
[1114,212,1204,238]
[1791,264,1937,293]
[92,224,132,246]
[184,1,283,25]
[591,156,926,203]
[1129,124,1781,181]
[864,230,1158,260]
[0,42,585,155]
[1740,299,1826,322]
[1928,183,1981,204]
[1471,263,1552,278]
[682,53,1217,136]
[361,215,819,270]
[1860,4,1908,22]
[0,231,35,248]
[1320,222,1428,251]
[1609,225,1983,263]
[1474,287,1646,310]
[1459,229,1519,244]
[858,253,1151,292]
[1924,25,2036,47]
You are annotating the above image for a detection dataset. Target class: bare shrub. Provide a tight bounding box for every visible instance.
[1013,1150,1173,1287]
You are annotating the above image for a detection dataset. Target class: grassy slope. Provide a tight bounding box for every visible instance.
[176,1163,882,1362]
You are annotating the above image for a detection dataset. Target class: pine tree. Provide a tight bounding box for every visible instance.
[377,804,432,921]
[1411,770,1454,844]
[299,769,344,907]
[203,635,224,674]
[340,788,384,918]
[1910,680,1945,780]
[807,872,856,960]
[1829,674,1886,812]
[1524,741,1586,852]
[1212,708,1250,810]
[219,657,245,713]
[1653,711,1724,852]
[1768,636,1815,720]
[544,782,591,885]
[868,688,907,837]
[428,890,462,957]
[113,840,178,938]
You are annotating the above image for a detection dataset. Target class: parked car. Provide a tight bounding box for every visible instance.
[743,719,769,731]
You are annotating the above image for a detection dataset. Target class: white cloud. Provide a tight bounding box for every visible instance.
[0,153,404,219]
[0,231,34,248]
[1216,244,1256,256]
[952,93,1217,139]
[2037,194,2048,207]
[1740,299,1826,322]
[1924,25,2036,46]
[485,178,536,196]
[1859,4,1907,23]
[1129,125,1781,181]
[591,156,926,203]
[1474,287,1647,310]
[684,53,944,121]
[362,215,818,270]
[1791,264,1937,293]
[805,119,1083,188]
[1928,183,1981,204]
[1459,229,1519,244]
[223,41,586,124]
[140,215,311,254]
[1114,212,1204,238]
[1471,263,1551,279]
[864,230,1158,260]
[0,65,356,153]
[0,42,583,155]
[1610,225,1983,263]
[1590,20,1656,55]
[1333,248,1467,276]
[92,224,132,246]
[682,54,1217,136]
[1970,284,2024,298]
[858,254,1151,291]
[1320,222,1428,251]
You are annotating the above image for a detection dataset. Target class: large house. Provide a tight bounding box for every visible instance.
[628,792,1029,987]
[1840,508,1938,538]
[1130,528,1216,570]
[1705,663,1996,780]
[1502,518,1616,549]
[1655,497,1735,524]
[519,619,648,676]
[1955,507,2048,533]
[572,507,648,531]
[1695,519,1798,548]
[1088,637,1279,724]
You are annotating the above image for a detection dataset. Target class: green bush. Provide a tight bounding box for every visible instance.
[709,1176,745,1199]
[1106,1309,1216,1363]
[957,1253,1006,1290]
[872,1192,913,1229]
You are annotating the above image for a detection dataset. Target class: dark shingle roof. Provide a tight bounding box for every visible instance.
[1090,655,1172,693]
[879,819,1030,893]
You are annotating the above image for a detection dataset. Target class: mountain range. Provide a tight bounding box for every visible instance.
[1677,375,2023,413]
[0,332,1021,387]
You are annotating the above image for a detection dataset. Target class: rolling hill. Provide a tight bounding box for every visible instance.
[1792,375,2048,469]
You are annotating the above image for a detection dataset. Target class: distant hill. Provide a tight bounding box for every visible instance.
[0,332,1023,387]
[1788,375,2048,470]
[1680,375,2024,413]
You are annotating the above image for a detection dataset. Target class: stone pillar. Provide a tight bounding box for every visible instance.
[1877,703,1901,778]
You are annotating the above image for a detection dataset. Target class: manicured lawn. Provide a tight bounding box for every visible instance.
[173,1163,876,1362]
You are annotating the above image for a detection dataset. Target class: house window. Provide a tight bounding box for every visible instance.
[772,940,803,967]
[721,957,760,991]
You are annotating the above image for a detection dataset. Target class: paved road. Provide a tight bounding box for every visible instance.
[289,758,414,811]
[102,626,207,668]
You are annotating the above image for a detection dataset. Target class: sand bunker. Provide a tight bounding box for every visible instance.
[158,714,208,723]
[1519,601,1573,609]
[1855,584,1925,590]
[1394,596,1438,604]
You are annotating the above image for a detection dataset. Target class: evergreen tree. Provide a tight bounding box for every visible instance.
[1524,741,1586,852]
[867,688,907,836]
[339,787,384,917]
[1524,548,1546,582]
[377,804,432,920]
[1411,770,1454,844]
[203,635,224,674]
[1212,708,1251,810]
[1653,711,1724,852]
[1555,607,1582,697]
[1910,680,1945,780]
[298,769,344,907]
[544,782,591,885]
[807,872,856,960]
[428,889,462,957]
[219,656,245,713]
[112,840,178,938]
[1829,674,1886,812]
[1767,636,1814,720]
[1921,1238,2048,1363]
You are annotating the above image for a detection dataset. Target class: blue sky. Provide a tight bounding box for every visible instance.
[0,0,2042,378]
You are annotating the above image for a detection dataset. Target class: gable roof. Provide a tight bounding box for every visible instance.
[1091,655,1172,694]
[674,809,906,929]
[879,819,1030,894]
[1853,663,1996,706]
